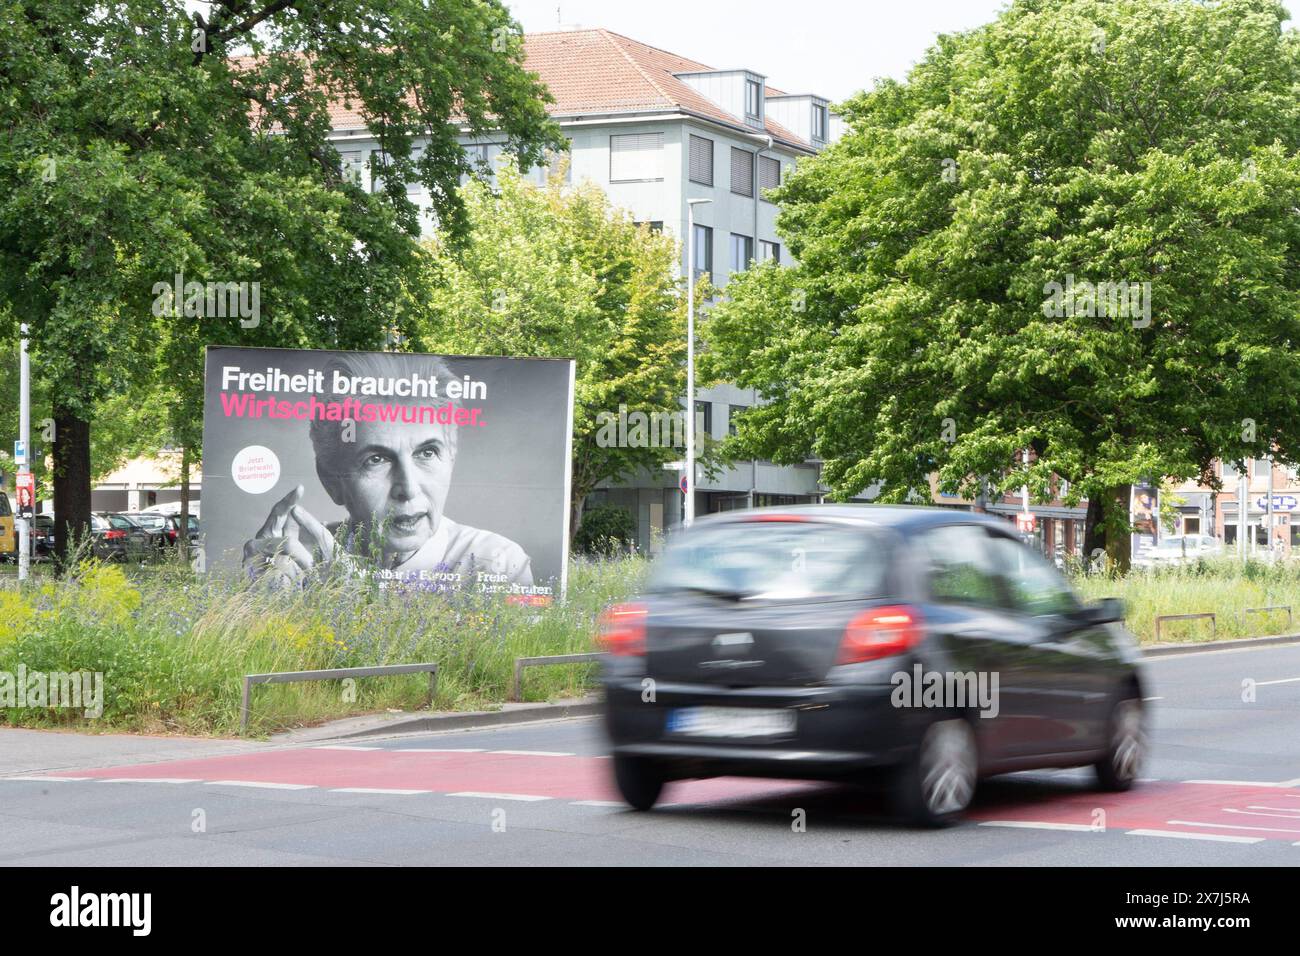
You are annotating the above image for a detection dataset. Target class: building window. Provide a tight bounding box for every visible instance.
[1254,458,1271,478]
[610,132,664,182]
[1074,521,1085,553]
[689,135,714,186]
[759,156,781,194]
[730,233,754,273]
[529,142,572,184]
[461,143,503,187]
[339,150,366,187]
[759,240,780,264]
[745,79,762,120]
[730,147,754,197]
[692,224,713,279]
[1184,516,1201,534]
[635,221,664,233]
[695,400,713,437]
[812,104,828,142]
[728,405,746,437]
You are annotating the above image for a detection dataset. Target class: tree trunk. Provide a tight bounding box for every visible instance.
[1083,493,1106,565]
[51,407,92,574]
[1104,483,1133,574]
[569,490,587,545]
[179,445,191,564]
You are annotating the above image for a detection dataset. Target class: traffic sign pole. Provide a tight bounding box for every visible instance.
[17,323,30,583]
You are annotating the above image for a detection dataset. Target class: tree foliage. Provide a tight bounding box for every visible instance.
[704,0,1300,567]
[413,164,699,535]
[0,0,561,559]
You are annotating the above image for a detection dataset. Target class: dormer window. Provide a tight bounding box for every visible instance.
[745,79,762,121]
[812,104,828,142]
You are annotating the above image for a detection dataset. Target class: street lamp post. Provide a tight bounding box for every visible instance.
[685,198,711,528]
[17,323,30,583]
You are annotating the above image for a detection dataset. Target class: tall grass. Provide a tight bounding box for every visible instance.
[1071,557,1300,644]
[0,553,649,736]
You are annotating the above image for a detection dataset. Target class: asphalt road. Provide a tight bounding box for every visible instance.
[2,642,1299,866]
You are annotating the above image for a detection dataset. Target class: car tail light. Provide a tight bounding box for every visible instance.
[837,605,923,664]
[103,529,126,540]
[597,602,648,656]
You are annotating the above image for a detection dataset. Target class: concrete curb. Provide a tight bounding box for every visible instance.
[324,695,604,740]
[1141,633,1300,657]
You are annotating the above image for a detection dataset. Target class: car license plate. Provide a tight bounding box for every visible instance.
[666,707,795,738]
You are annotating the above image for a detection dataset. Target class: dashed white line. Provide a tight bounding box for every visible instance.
[314,745,380,751]
[978,821,1099,832]
[388,748,486,753]
[1255,676,1300,687]
[1183,779,1294,787]
[1167,819,1300,834]
[487,750,575,757]
[1143,696,1164,701]
[204,780,316,790]
[330,787,431,795]
[1127,829,1263,844]
[3,775,92,782]
[97,778,202,784]
[570,800,625,808]
[447,791,551,802]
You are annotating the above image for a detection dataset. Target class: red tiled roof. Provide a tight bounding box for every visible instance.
[326,28,812,150]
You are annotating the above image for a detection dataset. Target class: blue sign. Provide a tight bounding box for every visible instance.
[12,440,25,465]
[1255,494,1297,511]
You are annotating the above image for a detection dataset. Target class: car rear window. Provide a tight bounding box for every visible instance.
[0,493,10,517]
[108,515,136,529]
[647,519,886,601]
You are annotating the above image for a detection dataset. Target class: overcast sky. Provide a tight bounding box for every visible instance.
[507,0,1300,104]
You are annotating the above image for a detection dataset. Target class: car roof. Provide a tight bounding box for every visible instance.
[692,503,1015,534]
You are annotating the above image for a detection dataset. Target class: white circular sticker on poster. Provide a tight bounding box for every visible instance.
[231,445,281,494]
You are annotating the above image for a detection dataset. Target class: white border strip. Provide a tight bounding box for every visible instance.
[1127,829,1263,844]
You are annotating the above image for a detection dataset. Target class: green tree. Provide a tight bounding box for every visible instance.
[413,164,700,539]
[0,0,560,564]
[704,0,1300,570]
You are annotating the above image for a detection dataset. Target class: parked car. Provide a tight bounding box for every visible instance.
[91,512,154,561]
[1132,534,1223,568]
[0,491,13,562]
[600,505,1148,826]
[125,512,171,552]
[162,513,201,548]
[29,514,55,559]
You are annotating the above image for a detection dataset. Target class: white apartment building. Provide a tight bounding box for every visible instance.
[323,28,845,551]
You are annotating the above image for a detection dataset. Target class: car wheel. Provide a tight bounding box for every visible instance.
[893,718,978,827]
[1095,697,1144,791]
[612,754,664,811]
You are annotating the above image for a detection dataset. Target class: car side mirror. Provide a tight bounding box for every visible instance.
[1075,597,1125,625]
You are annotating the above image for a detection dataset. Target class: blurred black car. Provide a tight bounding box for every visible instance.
[600,506,1147,826]
[30,514,55,559]
[91,512,154,561]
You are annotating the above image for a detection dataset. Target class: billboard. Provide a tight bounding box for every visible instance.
[201,346,575,601]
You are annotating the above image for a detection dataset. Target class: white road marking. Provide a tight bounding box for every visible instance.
[3,775,93,782]
[487,750,575,757]
[1183,779,1294,787]
[1127,829,1263,844]
[1255,676,1300,687]
[389,748,486,753]
[97,778,202,784]
[447,791,551,802]
[570,800,625,808]
[1143,696,1164,701]
[1245,805,1300,813]
[1167,819,1300,834]
[204,780,316,790]
[314,745,380,751]
[331,787,431,795]
[1224,808,1300,819]
[978,821,1099,832]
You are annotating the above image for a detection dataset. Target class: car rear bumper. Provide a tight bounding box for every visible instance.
[602,676,924,778]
